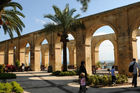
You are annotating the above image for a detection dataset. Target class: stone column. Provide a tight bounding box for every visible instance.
[20,48,25,65]
[69,47,74,67]
[54,43,62,71]
[132,38,138,61]
[94,49,99,65]
[117,36,133,75]
[0,51,4,64]
[25,47,30,66]
[114,48,118,66]
[44,48,49,67]
[34,46,41,71]
[74,48,76,67]
[8,49,14,65]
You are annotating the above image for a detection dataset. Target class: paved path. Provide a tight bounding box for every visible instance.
[8,71,140,93]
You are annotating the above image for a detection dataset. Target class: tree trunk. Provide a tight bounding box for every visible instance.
[63,39,67,71]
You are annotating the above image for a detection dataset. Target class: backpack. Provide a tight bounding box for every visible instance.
[129,62,135,73]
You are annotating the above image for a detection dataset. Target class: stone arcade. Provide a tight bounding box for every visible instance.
[0,2,140,75]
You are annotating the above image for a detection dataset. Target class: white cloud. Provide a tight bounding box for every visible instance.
[35,18,46,25]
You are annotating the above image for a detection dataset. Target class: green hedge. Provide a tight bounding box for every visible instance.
[0,73,16,79]
[87,74,128,87]
[0,64,5,73]
[52,71,77,76]
[0,81,23,93]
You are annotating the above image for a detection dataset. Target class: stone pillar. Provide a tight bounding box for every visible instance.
[49,43,55,71]
[74,48,76,67]
[41,45,49,67]
[0,51,4,64]
[41,51,45,65]
[69,47,74,67]
[15,39,20,62]
[8,49,14,65]
[20,48,25,65]
[34,46,41,71]
[44,48,49,67]
[114,48,118,66]
[132,38,138,61]
[25,47,30,66]
[54,43,62,71]
[117,36,132,75]
[85,44,92,75]
[95,49,99,65]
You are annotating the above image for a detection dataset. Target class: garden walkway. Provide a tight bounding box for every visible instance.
[8,71,140,93]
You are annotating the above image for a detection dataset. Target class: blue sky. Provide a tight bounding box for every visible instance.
[1,0,140,62]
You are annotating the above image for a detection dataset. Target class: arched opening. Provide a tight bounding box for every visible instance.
[92,25,116,74]
[61,34,76,70]
[99,40,114,69]
[41,39,49,71]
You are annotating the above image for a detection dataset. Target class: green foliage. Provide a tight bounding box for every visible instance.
[11,81,24,93]
[15,60,20,68]
[96,61,101,68]
[52,70,77,76]
[52,71,61,76]
[0,81,23,93]
[87,74,128,87]
[0,64,5,73]
[116,74,128,84]
[77,0,90,12]
[0,73,16,79]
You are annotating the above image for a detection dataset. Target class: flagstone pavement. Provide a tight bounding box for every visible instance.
[7,71,140,93]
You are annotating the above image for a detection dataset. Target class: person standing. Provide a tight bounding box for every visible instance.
[129,58,140,87]
[21,63,25,72]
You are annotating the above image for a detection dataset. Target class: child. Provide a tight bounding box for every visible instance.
[79,72,86,93]
[110,66,116,85]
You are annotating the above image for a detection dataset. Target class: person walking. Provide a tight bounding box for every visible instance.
[110,65,116,85]
[78,61,87,92]
[79,73,86,93]
[129,58,140,87]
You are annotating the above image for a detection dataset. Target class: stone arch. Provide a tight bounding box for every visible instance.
[91,34,117,68]
[85,21,117,74]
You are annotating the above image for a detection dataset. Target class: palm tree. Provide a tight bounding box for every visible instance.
[44,4,83,71]
[0,0,25,38]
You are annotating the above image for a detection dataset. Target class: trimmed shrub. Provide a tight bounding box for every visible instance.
[52,71,77,76]
[0,81,23,93]
[0,73,16,79]
[11,81,24,93]
[87,74,128,87]
[0,64,5,73]
[52,71,61,76]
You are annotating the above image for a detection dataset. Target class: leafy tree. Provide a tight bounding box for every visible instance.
[77,0,90,12]
[44,4,84,71]
[0,0,25,38]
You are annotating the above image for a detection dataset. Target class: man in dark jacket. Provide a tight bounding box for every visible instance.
[78,61,87,93]
[79,61,87,79]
